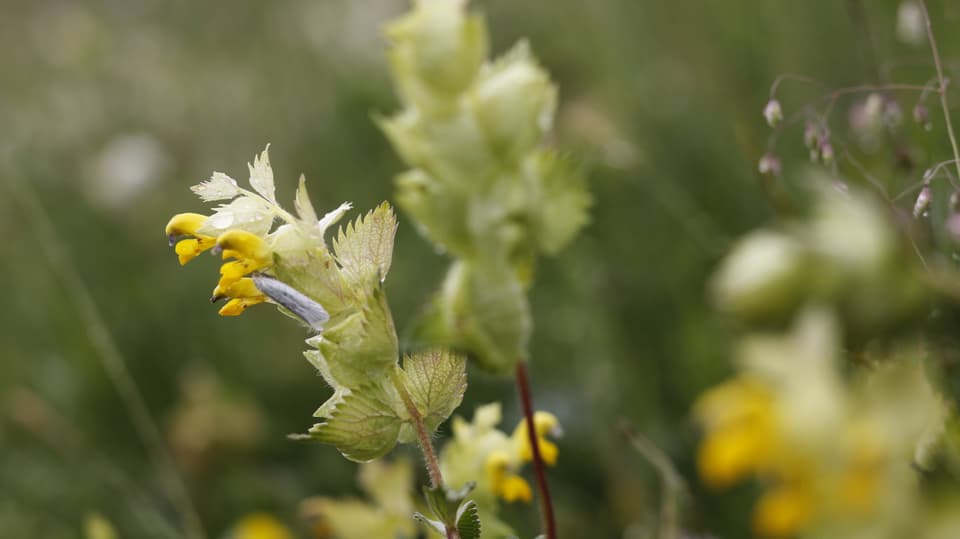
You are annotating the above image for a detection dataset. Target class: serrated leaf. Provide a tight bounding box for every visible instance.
[306,382,403,462]
[413,513,447,537]
[314,287,399,388]
[455,500,481,539]
[422,485,456,525]
[529,151,590,255]
[190,172,240,202]
[247,145,276,202]
[334,202,398,289]
[294,174,318,224]
[197,195,274,236]
[402,349,467,432]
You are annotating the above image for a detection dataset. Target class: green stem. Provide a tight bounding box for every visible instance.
[621,422,683,539]
[919,0,960,183]
[390,368,460,539]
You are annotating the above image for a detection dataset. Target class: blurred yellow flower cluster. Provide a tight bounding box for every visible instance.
[439,402,561,537]
[695,308,944,538]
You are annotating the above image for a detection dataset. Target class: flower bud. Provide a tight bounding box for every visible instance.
[471,42,557,160]
[913,184,932,219]
[946,213,960,244]
[913,104,931,130]
[758,153,781,176]
[763,99,783,127]
[803,121,819,149]
[897,0,925,47]
[386,0,488,106]
[712,231,810,323]
[819,140,834,164]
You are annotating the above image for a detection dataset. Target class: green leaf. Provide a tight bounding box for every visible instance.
[422,482,476,529]
[305,381,403,462]
[402,349,467,432]
[529,151,590,255]
[440,260,531,374]
[455,500,481,539]
[312,285,398,387]
[413,513,447,537]
[294,173,318,223]
[247,144,276,203]
[190,171,239,202]
[395,169,473,256]
[422,485,456,525]
[333,202,398,290]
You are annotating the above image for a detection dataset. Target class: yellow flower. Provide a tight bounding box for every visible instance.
[694,377,777,488]
[511,411,560,466]
[213,277,268,316]
[484,450,532,503]
[215,230,273,289]
[232,512,292,539]
[752,482,814,539]
[165,213,217,265]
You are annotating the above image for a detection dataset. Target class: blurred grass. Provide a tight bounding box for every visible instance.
[2,0,958,537]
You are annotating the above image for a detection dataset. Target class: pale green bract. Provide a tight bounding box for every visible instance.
[381,0,590,374]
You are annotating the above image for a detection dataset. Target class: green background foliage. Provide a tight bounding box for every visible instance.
[1,0,956,537]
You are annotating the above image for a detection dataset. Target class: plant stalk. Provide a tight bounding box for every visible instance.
[391,368,459,539]
[919,0,960,182]
[515,362,558,539]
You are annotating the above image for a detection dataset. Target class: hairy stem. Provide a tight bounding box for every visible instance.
[390,368,459,539]
[919,0,960,182]
[515,362,558,539]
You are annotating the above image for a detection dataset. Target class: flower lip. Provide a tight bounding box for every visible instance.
[165,212,209,238]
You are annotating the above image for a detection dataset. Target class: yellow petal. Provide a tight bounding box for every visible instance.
[217,230,271,263]
[165,213,208,237]
[538,438,559,466]
[212,277,263,302]
[175,239,202,265]
[233,512,292,539]
[513,411,561,464]
[218,261,260,289]
[533,412,559,436]
[218,297,265,316]
[173,237,217,265]
[498,474,533,503]
[697,421,771,488]
[752,484,813,538]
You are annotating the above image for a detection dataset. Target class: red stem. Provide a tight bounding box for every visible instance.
[515,362,557,539]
